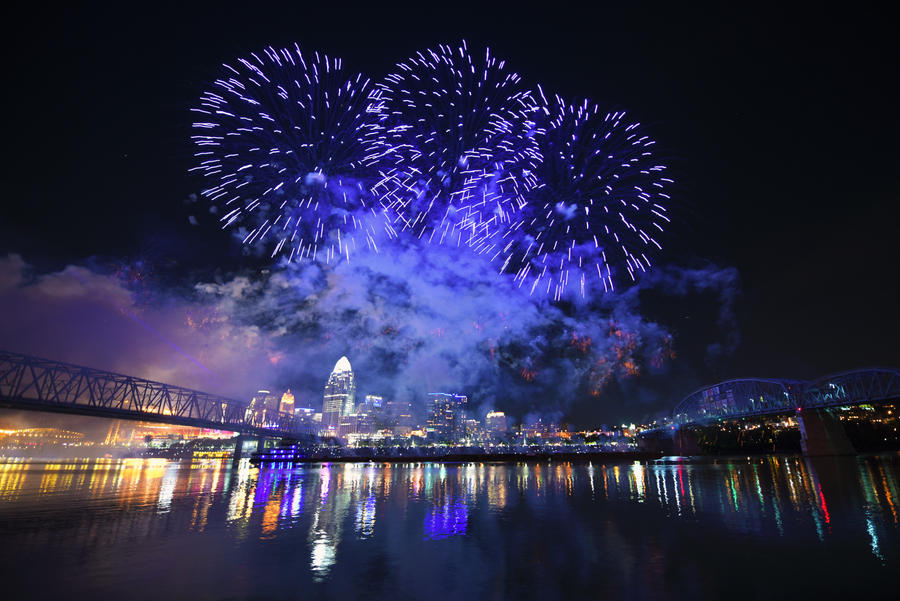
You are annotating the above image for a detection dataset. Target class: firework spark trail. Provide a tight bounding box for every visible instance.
[373,41,542,248]
[189,44,396,264]
[189,43,673,302]
[498,89,671,299]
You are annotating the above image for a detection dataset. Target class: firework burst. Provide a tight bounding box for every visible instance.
[374,41,542,248]
[497,90,672,299]
[189,44,393,264]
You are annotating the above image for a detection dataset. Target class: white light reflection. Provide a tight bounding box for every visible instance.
[156,464,179,512]
[631,462,645,502]
[865,510,885,562]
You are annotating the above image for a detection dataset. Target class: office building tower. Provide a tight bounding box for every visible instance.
[322,356,356,432]
[486,411,508,436]
[427,393,467,442]
[279,389,295,414]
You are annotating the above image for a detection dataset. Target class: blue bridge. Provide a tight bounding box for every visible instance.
[666,368,900,455]
[672,368,900,423]
[0,350,311,440]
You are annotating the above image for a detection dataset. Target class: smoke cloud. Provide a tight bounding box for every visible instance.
[0,246,740,425]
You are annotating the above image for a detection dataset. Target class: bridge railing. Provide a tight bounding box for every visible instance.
[802,369,900,409]
[0,351,311,438]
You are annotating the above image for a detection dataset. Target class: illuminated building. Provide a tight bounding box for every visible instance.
[322,356,356,432]
[104,420,124,445]
[280,389,296,414]
[464,418,482,440]
[358,395,384,421]
[427,393,467,443]
[385,399,414,431]
[295,406,315,422]
[524,417,557,439]
[339,412,374,439]
[246,390,280,427]
[0,428,85,447]
[486,411,508,436]
[129,422,235,444]
[334,394,383,440]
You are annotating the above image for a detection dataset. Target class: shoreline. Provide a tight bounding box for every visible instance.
[250,450,665,465]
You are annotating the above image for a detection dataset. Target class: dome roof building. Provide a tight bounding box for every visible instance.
[322,356,356,433]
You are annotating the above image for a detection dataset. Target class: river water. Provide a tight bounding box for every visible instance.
[1,455,898,600]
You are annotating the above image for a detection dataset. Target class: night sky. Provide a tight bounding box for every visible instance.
[3,3,897,425]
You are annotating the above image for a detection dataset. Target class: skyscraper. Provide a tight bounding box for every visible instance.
[322,356,356,432]
[385,398,414,436]
[486,411,508,436]
[427,393,467,443]
[359,395,384,416]
[279,389,295,414]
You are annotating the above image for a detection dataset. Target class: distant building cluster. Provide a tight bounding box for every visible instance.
[242,356,646,448]
[245,356,524,446]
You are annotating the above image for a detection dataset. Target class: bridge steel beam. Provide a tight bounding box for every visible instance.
[668,368,900,455]
[0,350,312,440]
[672,378,806,425]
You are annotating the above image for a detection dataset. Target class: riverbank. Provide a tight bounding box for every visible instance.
[251,449,664,465]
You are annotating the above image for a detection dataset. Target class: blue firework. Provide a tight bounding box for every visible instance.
[374,41,542,248]
[189,44,392,264]
[499,90,671,299]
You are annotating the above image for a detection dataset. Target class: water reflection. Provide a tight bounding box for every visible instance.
[1,455,898,598]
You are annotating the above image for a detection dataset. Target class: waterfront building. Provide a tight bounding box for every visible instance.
[427,393,467,443]
[128,422,234,444]
[0,428,84,448]
[322,356,356,433]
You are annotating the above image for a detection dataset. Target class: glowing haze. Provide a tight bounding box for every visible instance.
[0,248,738,424]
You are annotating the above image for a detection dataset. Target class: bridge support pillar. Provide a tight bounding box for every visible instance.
[231,435,260,468]
[637,432,667,454]
[672,427,703,456]
[798,408,855,456]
